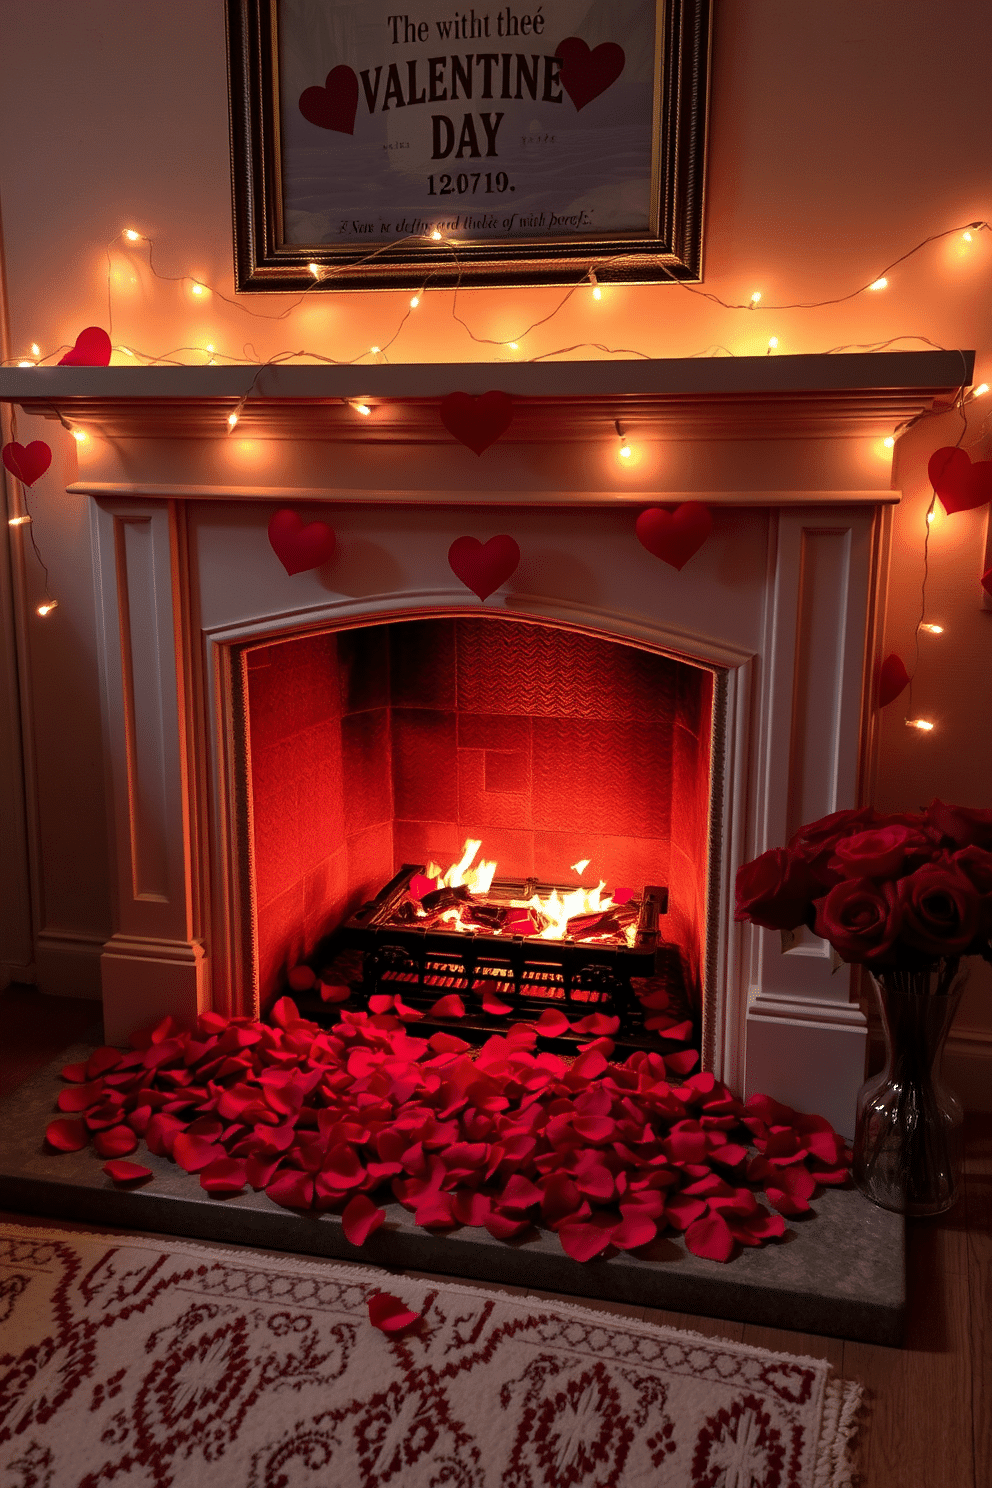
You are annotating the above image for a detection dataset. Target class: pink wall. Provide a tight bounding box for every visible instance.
[1,3,989,1045]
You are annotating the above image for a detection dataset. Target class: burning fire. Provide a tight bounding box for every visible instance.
[419,839,635,945]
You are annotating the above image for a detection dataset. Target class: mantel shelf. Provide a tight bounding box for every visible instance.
[0,351,973,445]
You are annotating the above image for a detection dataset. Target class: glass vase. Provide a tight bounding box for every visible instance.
[852,959,967,1217]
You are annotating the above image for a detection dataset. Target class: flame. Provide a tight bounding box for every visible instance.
[419,838,616,941]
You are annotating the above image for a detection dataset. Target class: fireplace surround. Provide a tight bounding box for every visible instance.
[0,350,972,1137]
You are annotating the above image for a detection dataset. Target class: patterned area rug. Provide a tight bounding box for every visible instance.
[0,1223,862,1488]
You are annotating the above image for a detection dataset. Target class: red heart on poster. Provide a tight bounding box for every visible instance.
[439,391,514,455]
[299,67,359,134]
[448,534,520,600]
[878,652,910,708]
[928,446,992,515]
[555,38,626,111]
[635,504,713,571]
[58,326,112,366]
[2,439,51,486]
[268,508,337,575]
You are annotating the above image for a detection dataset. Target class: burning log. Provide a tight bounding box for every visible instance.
[564,901,640,942]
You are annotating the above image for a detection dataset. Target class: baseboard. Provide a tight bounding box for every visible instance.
[945,1026,992,1114]
[34,929,105,999]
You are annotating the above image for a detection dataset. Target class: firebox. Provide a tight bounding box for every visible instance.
[243,617,713,1051]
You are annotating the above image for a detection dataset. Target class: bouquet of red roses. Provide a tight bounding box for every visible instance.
[735,800,992,969]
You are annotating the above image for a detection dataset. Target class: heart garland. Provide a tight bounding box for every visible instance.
[268,509,337,576]
[448,534,521,601]
[555,38,626,110]
[299,66,359,134]
[927,446,992,515]
[878,653,910,708]
[439,391,514,455]
[58,326,112,367]
[635,504,713,570]
[2,439,52,486]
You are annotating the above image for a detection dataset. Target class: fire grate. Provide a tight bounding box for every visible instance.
[294,864,697,1059]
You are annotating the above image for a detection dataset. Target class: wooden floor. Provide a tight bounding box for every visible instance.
[2,984,989,1486]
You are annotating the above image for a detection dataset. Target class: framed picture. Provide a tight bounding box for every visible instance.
[226,0,710,291]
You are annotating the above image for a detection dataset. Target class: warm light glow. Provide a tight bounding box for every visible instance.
[883,436,895,448]
[352,402,372,416]
[36,601,58,617]
[30,343,40,356]
[927,511,936,524]
[370,345,380,354]
[227,412,239,428]
[409,295,420,308]
[71,430,87,443]
[206,344,215,353]
[430,229,443,241]
[120,346,133,356]
[191,283,206,296]
[973,383,989,398]
[308,262,321,278]
[507,341,519,350]
[749,291,761,305]
[767,336,779,350]
[906,718,935,731]
[8,514,32,526]
[570,858,591,874]
[589,271,602,300]
[124,228,141,241]
[920,623,944,634]
[619,442,632,459]
[963,231,973,242]
[17,360,34,367]
[869,277,888,291]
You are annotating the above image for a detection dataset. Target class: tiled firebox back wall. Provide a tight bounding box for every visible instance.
[245,619,713,1006]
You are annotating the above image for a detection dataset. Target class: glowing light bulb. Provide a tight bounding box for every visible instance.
[507,341,519,350]
[619,439,632,459]
[370,345,381,355]
[973,383,989,398]
[430,229,443,241]
[749,291,762,305]
[191,283,205,296]
[589,271,602,300]
[353,403,372,416]
[869,277,888,291]
[124,228,140,241]
[767,336,778,350]
[8,514,32,526]
[883,436,895,449]
[36,600,58,617]
[308,262,321,278]
[206,344,215,353]
[963,231,973,242]
[30,344,40,356]
[409,295,420,308]
[927,510,936,524]
[71,430,87,443]
[906,718,934,731]
[17,360,34,367]
[920,623,944,634]
[227,412,239,428]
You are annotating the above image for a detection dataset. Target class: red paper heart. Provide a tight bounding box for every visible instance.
[2,439,52,486]
[928,446,992,515]
[878,652,910,708]
[58,326,112,366]
[299,66,360,134]
[555,38,626,111]
[268,508,337,575]
[439,390,514,454]
[635,504,713,570]
[448,534,520,601]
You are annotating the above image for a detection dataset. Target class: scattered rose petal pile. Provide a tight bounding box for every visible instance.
[47,999,850,1265]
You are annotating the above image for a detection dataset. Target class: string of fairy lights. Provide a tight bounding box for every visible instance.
[2,216,990,738]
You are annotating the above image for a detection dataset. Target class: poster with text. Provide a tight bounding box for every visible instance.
[276,0,661,245]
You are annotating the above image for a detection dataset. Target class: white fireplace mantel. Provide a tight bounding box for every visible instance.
[0,352,975,1137]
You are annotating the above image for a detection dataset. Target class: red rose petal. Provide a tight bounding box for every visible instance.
[485,1211,532,1241]
[573,1116,616,1143]
[482,992,513,1015]
[452,1189,492,1226]
[60,1062,89,1083]
[92,1125,138,1158]
[573,1013,620,1037]
[45,1118,89,1151]
[428,994,466,1018]
[103,1160,152,1183]
[612,1212,657,1249]
[430,1032,471,1054]
[342,1194,386,1246]
[664,1194,708,1230]
[558,1214,617,1262]
[266,1170,315,1210]
[685,1211,736,1262]
[368,1291,422,1335]
[665,1050,700,1076]
[287,965,316,992]
[498,1174,543,1210]
[319,981,352,1003]
[199,1157,248,1194]
[535,1009,571,1037]
[57,1082,105,1113]
[86,1047,124,1078]
[173,1133,225,1172]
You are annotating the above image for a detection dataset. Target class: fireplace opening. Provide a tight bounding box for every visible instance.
[243,617,714,1057]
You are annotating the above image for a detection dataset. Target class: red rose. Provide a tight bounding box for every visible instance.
[895,862,983,956]
[789,807,878,853]
[829,824,935,880]
[734,849,818,931]
[925,799,992,850]
[813,878,901,964]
